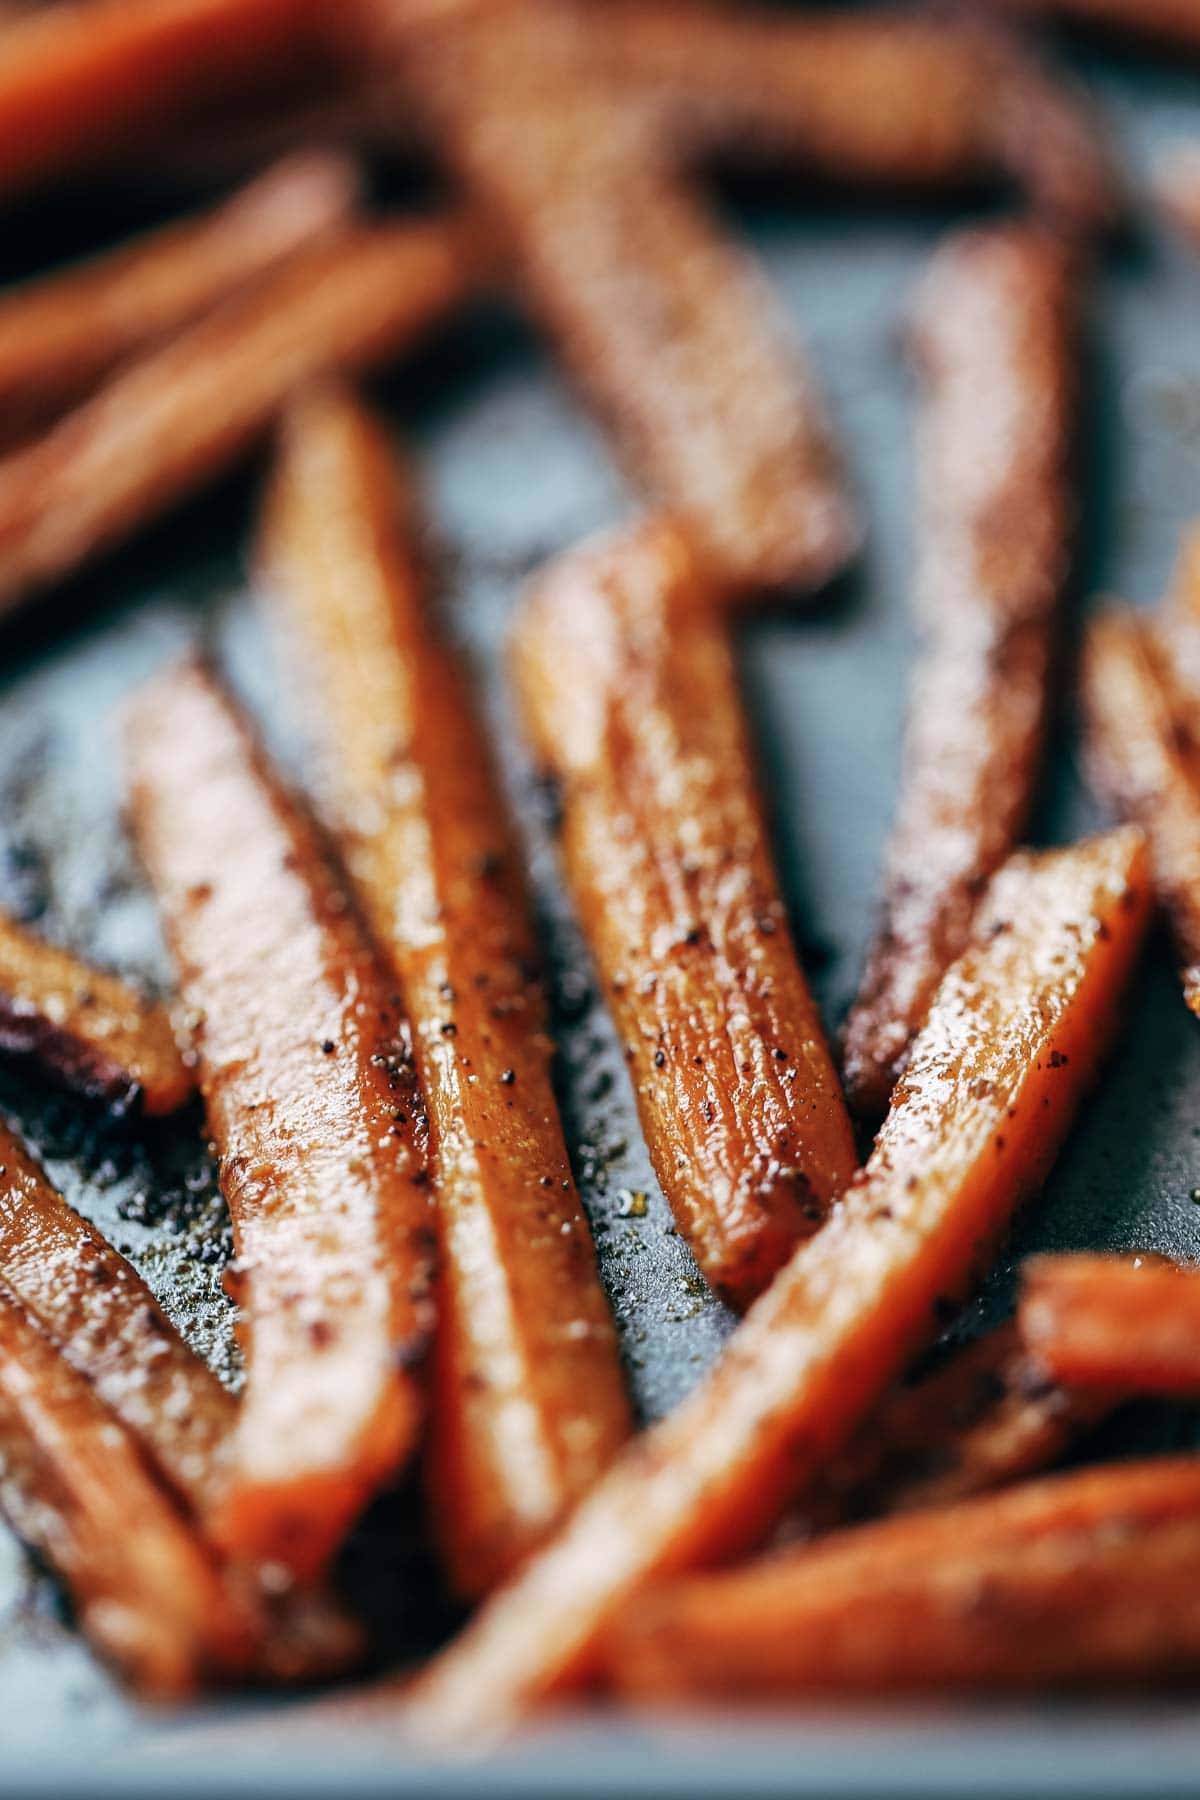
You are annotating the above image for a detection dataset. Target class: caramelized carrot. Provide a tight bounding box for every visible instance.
[1020,1253,1200,1394]
[0,1280,249,1698]
[0,906,192,1114]
[401,828,1150,1739]
[512,517,856,1306]
[259,386,630,1597]
[0,216,476,619]
[1081,608,1200,1017]
[789,1323,1116,1535]
[594,5,1116,233]
[842,224,1077,1119]
[126,658,435,1583]
[392,0,858,597]
[0,0,323,199]
[605,1458,1200,1698]
[0,1118,231,1506]
[0,152,358,438]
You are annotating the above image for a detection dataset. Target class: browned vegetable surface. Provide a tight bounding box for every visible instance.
[0,0,323,200]
[593,6,1116,233]
[513,517,856,1306]
[1020,1252,1200,1394]
[842,224,1077,1119]
[789,1323,1116,1535]
[0,216,476,619]
[0,151,357,438]
[400,827,1149,1740]
[386,0,858,598]
[1082,607,1200,1018]
[260,385,630,1598]
[126,658,435,1583]
[605,1458,1200,1698]
[0,906,192,1114]
[0,1279,250,1698]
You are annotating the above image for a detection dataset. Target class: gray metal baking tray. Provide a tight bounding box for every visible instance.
[3,26,1200,1798]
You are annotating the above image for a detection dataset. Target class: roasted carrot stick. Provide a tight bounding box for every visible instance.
[0,906,192,1114]
[0,0,324,200]
[1082,608,1200,1018]
[258,386,630,1597]
[126,658,436,1583]
[512,518,857,1307]
[393,0,858,598]
[604,1458,1200,1698]
[0,1280,250,1697]
[0,215,476,620]
[592,5,1117,234]
[0,1117,232,1505]
[842,224,1078,1120]
[401,827,1150,1738]
[1020,1253,1200,1395]
[789,1323,1116,1535]
[0,152,358,439]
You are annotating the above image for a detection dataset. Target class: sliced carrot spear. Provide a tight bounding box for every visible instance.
[842,224,1078,1120]
[0,1279,251,1698]
[391,0,858,598]
[593,5,1117,233]
[1081,607,1200,1018]
[604,1457,1200,1699]
[0,906,192,1114]
[400,826,1150,1740]
[259,385,630,1598]
[0,0,324,201]
[0,151,358,439]
[0,215,476,621]
[512,517,857,1307]
[126,657,436,1583]
[789,1322,1116,1535]
[1020,1252,1200,1395]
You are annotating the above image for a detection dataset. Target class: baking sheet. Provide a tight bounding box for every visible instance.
[2,29,1200,1794]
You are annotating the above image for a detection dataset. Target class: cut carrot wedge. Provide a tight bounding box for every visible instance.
[391,0,857,597]
[593,5,1117,232]
[0,151,358,439]
[0,1117,232,1508]
[512,517,857,1307]
[842,224,1078,1119]
[0,906,192,1114]
[401,827,1150,1739]
[1081,607,1200,1017]
[0,215,476,620]
[0,0,323,200]
[789,1322,1116,1535]
[259,385,630,1598]
[0,1279,250,1698]
[604,1457,1200,1698]
[126,657,436,1583]
[1020,1252,1200,1394]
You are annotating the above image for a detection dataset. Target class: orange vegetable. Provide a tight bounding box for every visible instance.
[512,517,857,1306]
[126,658,435,1582]
[0,0,323,199]
[789,1322,1116,1535]
[259,385,630,1597]
[402,827,1150,1740]
[605,1458,1200,1698]
[842,224,1077,1118]
[1021,1252,1200,1394]
[388,0,858,596]
[0,216,476,619]
[1082,607,1200,1017]
[0,151,357,439]
[0,906,192,1114]
[0,1279,250,1698]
